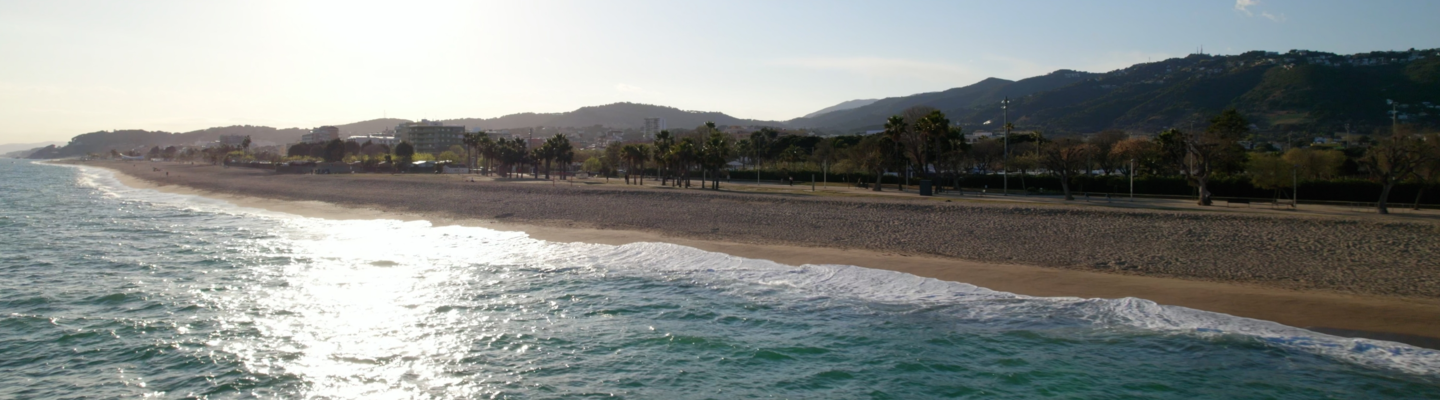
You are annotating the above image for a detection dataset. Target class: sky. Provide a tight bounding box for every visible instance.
[2,0,1438,145]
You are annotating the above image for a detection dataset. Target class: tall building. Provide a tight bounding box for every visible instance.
[301,126,340,143]
[397,120,466,154]
[643,117,665,138]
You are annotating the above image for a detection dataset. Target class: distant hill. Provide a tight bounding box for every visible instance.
[800,99,878,119]
[334,118,411,135]
[784,49,1440,135]
[786,70,1098,133]
[47,125,307,158]
[442,102,784,131]
[950,49,1440,135]
[0,141,63,158]
[27,48,1440,159]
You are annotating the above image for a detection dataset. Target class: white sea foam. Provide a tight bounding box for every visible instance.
[70,163,1440,376]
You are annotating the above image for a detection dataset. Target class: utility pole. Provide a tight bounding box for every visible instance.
[1130,158,1135,201]
[1390,100,1399,135]
[1001,97,1010,196]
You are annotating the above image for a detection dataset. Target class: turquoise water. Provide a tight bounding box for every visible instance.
[2,160,1438,399]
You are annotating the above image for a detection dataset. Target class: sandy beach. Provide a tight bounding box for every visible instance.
[73,160,1440,347]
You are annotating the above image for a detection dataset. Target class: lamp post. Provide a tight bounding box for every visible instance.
[1387,99,1397,135]
[1001,97,1010,196]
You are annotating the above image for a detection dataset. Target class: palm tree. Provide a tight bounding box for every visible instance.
[462,132,485,172]
[674,138,697,187]
[913,111,951,179]
[549,134,574,180]
[477,135,495,175]
[530,146,548,179]
[883,116,909,190]
[622,144,650,185]
[653,131,674,185]
[735,139,753,170]
[702,130,731,189]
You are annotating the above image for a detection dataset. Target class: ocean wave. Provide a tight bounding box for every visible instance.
[70,163,1440,377]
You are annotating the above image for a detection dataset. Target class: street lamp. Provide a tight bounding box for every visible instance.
[1001,97,1010,196]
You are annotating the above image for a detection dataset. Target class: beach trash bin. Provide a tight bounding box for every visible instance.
[919,180,933,196]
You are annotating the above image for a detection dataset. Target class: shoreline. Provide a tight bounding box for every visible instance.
[74,160,1440,348]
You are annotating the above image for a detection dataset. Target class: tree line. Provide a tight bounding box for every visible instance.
[127,107,1438,215]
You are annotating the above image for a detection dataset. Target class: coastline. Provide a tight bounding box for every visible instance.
[77,161,1440,348]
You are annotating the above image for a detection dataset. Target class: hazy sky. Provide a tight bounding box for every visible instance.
[2,0,1437,144]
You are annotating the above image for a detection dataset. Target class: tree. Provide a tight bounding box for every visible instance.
[323,139,345,163]
[653,131,675,184]
[477,135,496,175]
[1011,152,1039,190]
[1179,109,1250,206]
[621,144,650,185]
[882,115,909,190]
[812,138,837,174]
[1361,132,1432,214]
[934,126,969,190]
[344,141,362,158]
[1246,153,1294,202]
[749,128,778,169]
[599,141,620,179]
[1089,130,1127,175]
[1411,133,1440,209]
[1110,137,1158,176]
[702,130,732,189]
[550,134,574,180]
[1040,137,1096,200]
[241,136,252,155]
[1282,148,1345,180]
[851,134,893,191]
[462,132,484,172]
[673,138,698,187]
[394,141,416,171]
[438,150,461,164]
[909,110,951,179]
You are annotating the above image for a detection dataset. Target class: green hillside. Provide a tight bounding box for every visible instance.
[956,49,1440,135]
[797,49,1439,136]
[444,102,782,131]
[787,70,1098,132]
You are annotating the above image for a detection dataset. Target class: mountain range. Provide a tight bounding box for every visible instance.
[18,48,1439,158]
[791,49,1440,135]
[800,99,879,119]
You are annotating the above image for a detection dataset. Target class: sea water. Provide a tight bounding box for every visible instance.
[1,160,1438,399]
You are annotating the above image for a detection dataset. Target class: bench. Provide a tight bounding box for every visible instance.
[1225,199,1251,207]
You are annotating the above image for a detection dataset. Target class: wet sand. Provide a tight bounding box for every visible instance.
[75,160,1440,347]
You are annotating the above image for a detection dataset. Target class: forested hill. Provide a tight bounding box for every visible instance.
[51,126,305,158]
[793,49,1440,135]
[953,49,1440,135]
[785,70,1099,132]
[442,103,783,131]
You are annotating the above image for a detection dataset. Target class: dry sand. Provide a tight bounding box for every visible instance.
[74,160,1440,347]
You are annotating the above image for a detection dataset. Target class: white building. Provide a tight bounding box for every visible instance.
[301,126,340,143]
[344,135,399,146]
[643,117,666,138]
